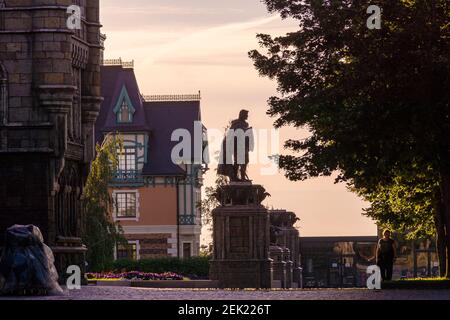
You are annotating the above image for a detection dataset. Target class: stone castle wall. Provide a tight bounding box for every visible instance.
[0,0,103,277]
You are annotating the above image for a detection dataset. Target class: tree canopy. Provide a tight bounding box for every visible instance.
[250,0,450,276]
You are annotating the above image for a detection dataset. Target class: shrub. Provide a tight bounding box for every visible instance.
[108,256,210,278]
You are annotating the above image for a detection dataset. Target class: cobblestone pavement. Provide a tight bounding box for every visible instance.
[1,286,450,300]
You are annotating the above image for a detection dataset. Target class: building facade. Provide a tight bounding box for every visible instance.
[0,0,102,275]
[96,60,206,260]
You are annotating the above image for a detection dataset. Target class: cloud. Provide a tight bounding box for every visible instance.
[102,5,244,16]
[104,13,298,71]
[100,1,270,30]
[134,16,280,66]
[156,53,249,67]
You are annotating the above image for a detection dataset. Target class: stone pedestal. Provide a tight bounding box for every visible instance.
[270,246,287,288]
[269,209,302,288]
[209,183,272,289]
[293,267,303,289]
[283,248,293,289]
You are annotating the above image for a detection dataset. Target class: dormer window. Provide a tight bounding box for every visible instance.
[113,85,136,124]
[118,100,132,123]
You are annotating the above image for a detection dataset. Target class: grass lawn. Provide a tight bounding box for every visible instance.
[401,277,448,281]
[382,278,450,289]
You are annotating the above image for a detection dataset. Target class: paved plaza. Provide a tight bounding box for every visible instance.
[1,286,450,300]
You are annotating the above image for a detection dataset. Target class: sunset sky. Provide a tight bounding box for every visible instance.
[100,0,378,239]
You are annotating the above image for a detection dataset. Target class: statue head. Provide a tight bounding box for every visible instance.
[239,109,249,121]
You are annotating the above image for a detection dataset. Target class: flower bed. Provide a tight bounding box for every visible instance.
[86,271,184,281]
[110,257,210,278]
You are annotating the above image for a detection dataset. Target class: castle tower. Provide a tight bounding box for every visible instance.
[0,0,103,277]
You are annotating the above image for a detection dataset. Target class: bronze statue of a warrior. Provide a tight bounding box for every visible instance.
[217,110,254,182]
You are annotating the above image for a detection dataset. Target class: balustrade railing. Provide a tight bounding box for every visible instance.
[142,91,201,102]
[179,215,196,225]
[103,58,134,69]
[112,169,143,184]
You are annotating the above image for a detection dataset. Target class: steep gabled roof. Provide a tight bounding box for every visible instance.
[95,65,150,143]
[142,100,201,176]
[96,64,203,177]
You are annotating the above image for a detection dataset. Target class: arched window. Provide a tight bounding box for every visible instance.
[0,62,7,125]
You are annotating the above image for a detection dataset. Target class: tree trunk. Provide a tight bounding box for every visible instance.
[439,168,450,278]
[434,196,447,277]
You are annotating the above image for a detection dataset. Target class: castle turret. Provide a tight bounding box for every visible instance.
[0,0,103,279]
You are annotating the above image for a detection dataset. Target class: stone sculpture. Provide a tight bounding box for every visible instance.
[217,110,254,182]
[0,225,62,296]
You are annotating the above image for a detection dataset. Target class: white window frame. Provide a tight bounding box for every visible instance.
[112,189,140,222]
[181,241,193,259]
[117,146,137,172]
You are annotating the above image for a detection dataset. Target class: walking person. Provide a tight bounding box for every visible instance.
[376,229,396,281]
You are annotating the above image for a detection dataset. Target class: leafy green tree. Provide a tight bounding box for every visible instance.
[249,0,450,276]
[82,134,126,271]
[198,175,227,231]
[356,163,447,275]
[360,172,436,240]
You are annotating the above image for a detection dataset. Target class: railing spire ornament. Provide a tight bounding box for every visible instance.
[102,58,134,69]
[142,91,201,102]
